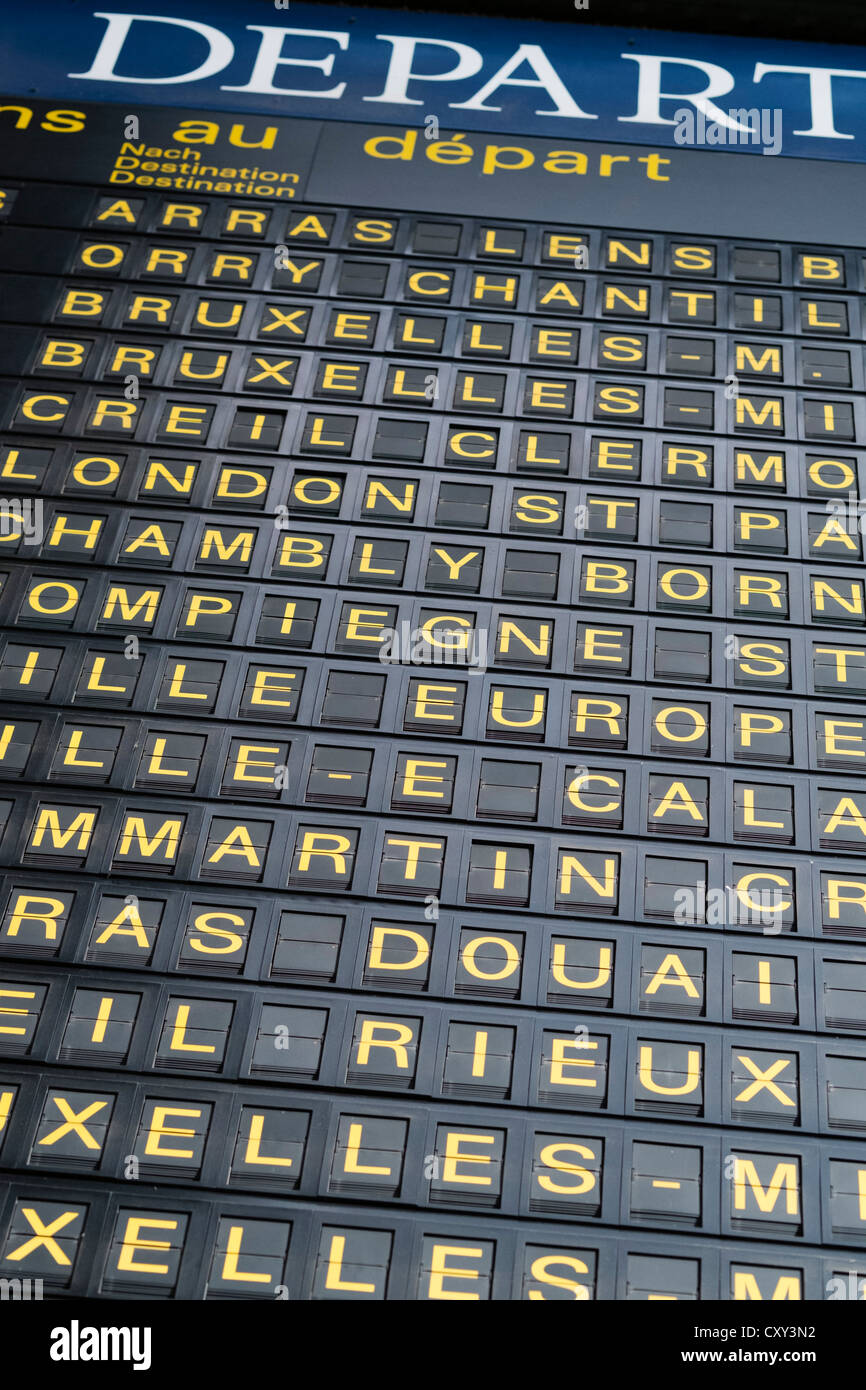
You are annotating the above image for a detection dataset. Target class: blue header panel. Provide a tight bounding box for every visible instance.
[3,1,866,162]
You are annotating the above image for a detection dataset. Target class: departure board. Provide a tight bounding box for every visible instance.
[1,1,866,1304]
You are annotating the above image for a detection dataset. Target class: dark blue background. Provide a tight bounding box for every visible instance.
[2,0,866,162]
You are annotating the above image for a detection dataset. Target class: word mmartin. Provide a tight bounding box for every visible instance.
[50,1320,151,1371]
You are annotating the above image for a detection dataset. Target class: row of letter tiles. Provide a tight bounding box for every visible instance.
[2,879,866,1032]
[1,1066,866,1248]
[3,430,862,503]
[5,272,862,369]
[5,363,865,446]
[0,493,863,590]
[4,388,863,481]
[3,302,866,395]
[0,800,864,922]
[3,454,866,572]
[4,594,866,700]
[2,771,866,892]
[0,1172,860,1298]
[3,562,866,675]
[1,878,866,1023]
[2,180,864,291]
[4,771,866,934]
[3,705,866,857]
[0,222,861,339]
[0,966,865,1139]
